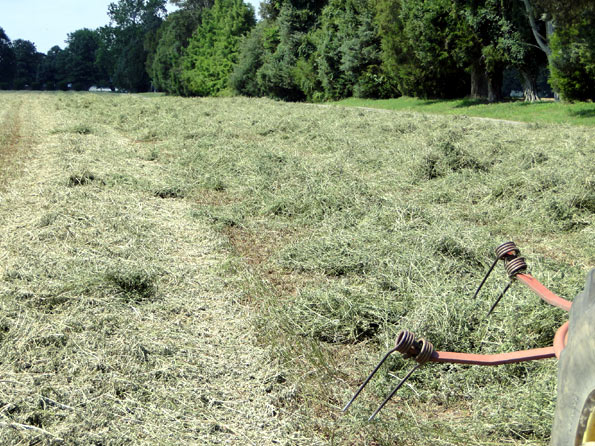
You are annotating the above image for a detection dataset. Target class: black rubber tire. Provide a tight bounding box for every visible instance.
[551,269,595,446]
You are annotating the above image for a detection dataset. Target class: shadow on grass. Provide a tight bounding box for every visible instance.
[569,108,595,118]
[417,99,443,106]
[452,98,490,108]
[516,100,551,107]
[413,98,489,108]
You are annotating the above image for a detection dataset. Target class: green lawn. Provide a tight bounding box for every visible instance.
[334,96,595,126]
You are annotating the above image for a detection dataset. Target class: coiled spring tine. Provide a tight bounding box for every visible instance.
[367,335,434,420]
[343,331,435,420]
[473,242,518,300]
[472,257,499,300]
[342,347,398,412]
[486,280,512,317]
[368,363,421,421]
[486,256,527,317]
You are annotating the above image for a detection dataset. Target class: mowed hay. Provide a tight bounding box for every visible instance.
[0,93,314,446]
[0,91,593,446]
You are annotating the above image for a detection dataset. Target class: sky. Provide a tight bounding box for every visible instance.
[0,0,261,54]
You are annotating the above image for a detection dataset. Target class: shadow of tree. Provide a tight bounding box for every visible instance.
[569,108,595,118]
[452,98,490,108]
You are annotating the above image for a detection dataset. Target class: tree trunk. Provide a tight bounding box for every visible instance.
[522,0,552,58]
[545,20,561,101]
[487,68,503,103]
[520,69,540,102]
[470,61,488,99]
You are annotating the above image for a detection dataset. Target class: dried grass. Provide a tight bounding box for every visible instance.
[0,92,316,446]
[1,91,593,446]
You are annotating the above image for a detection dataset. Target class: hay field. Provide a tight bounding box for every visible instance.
[0,91,593,445]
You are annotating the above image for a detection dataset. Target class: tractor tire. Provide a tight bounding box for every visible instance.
[551,268,595,446]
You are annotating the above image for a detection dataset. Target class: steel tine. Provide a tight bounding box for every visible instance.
[368,363,422,421]
[472,257,499,300]
[486,280,512,317]
[342,347,399,412]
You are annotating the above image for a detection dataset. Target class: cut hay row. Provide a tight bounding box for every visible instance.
[0,92,314,446]
[0,91,593,445]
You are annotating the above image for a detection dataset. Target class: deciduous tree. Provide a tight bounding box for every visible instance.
[11,39,43,89]
[0,27,16,89]
[107,0,167,91]
[65,29,101,90]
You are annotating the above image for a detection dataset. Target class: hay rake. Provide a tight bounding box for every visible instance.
[343,241,572,421]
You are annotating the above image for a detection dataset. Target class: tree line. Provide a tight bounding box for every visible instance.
[0,0,593,101]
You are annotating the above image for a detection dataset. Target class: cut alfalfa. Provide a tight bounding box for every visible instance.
[71,124,93,135]
[68,171,101,187]
[280,284,383,344]
[153,186,185,199]
[416,132,489,181]
[105,269,156,302]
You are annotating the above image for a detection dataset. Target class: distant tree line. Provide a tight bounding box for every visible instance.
[0,0,593,101]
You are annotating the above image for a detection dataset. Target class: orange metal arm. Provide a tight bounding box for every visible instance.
[431,347,556,365]
[429,319,569,366]
[516,273,572,312]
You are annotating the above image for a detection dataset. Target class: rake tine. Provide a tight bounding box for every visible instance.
[342,347,399,412]
[368,363,422,421]
[486,280,512,317]
[472,257,499,300]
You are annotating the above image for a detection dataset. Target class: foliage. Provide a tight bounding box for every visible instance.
[315,0,384,100]
[549,6,595,101]
[260,0,327,22]
[392,0,471,98]
[38,46,71,90]
[1,0,594,101]
[231,0,328,101]
[107,0,167,92]
[147,10,202,94]
[255,4,314,101]
[65,29,102,90]
[180,0,255,96]
[0,27,15,89]
[230,21,268,97]
[170,0,214,9]
[11,39,43,90]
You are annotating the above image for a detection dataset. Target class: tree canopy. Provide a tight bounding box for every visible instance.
[1,0,593,101]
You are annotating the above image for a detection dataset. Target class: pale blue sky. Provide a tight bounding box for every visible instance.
[0,0,261,54]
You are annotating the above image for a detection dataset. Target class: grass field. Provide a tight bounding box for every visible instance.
[0,91,593,445]
[334,96,595,127]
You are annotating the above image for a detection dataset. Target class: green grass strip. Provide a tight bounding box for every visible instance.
[333,96,595,127]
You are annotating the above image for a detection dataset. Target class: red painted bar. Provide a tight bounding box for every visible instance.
[516,273,572,311]
[553,321,569,359]
[431,346,556,366]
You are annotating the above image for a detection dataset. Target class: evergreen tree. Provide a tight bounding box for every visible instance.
[180,0,255,96]
[148,9,204,94]
[255,4,307,100]
[375,0,470,99]
[231,0,328,100]
[230,21,268,97]
[316,0,384,100]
